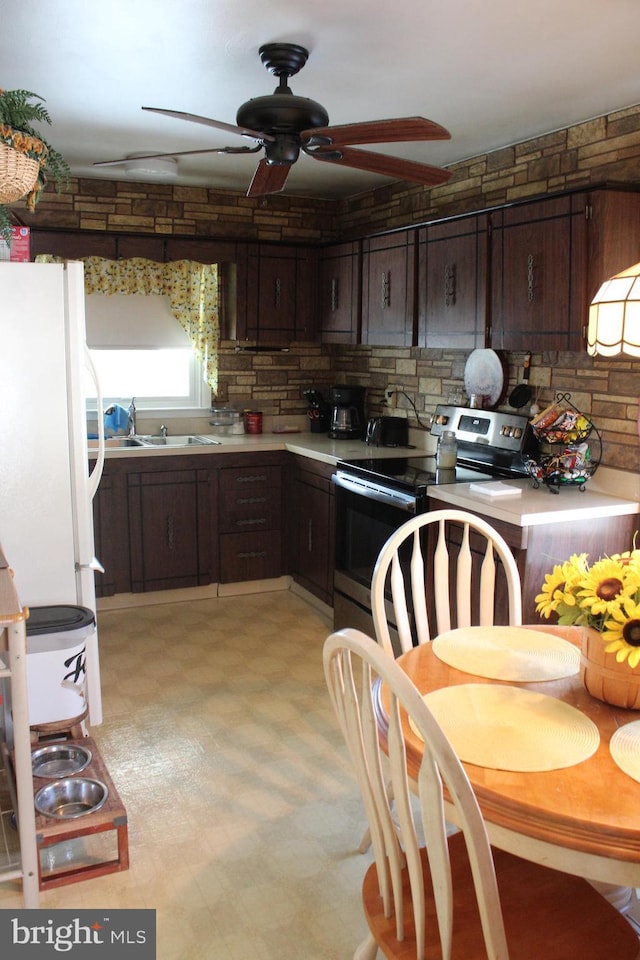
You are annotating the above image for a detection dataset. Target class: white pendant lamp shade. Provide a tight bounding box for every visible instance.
[587,262,640,357]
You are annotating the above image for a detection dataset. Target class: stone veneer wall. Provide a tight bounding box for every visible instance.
[15,102,640,473]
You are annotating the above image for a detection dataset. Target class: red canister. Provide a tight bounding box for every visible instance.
[244,411,263,434]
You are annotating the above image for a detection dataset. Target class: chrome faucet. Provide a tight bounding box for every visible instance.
[128,397,137,437]
[160,424,168,437]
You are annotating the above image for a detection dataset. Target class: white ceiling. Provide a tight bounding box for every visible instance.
[2,0,640,200]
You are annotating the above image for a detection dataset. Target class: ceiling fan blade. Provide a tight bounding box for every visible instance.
[246,160,291,198]
[142,106,274,142]
[302,117,450,146]
[93,145,261,168]
[312,145,452,187]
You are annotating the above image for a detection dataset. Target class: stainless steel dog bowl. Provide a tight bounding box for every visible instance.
[32,743,92,779]
[34,777,108,819]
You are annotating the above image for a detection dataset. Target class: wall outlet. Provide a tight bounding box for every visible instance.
[384,388,397,408]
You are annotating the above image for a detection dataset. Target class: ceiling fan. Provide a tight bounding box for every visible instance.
[93,42,452,197]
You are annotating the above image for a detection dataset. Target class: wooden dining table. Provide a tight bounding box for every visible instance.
[374,624,640,889]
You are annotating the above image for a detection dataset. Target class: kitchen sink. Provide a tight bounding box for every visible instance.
[101,437,146,448]
[136,435,221,446]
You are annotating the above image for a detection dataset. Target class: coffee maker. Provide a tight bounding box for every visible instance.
[328,384,366,439]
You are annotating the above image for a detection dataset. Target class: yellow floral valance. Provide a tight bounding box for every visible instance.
[36,255,220,391]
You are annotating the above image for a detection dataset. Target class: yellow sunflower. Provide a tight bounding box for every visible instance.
[535,554,588,618]
[610,549,640,580]
[603,596,640,668]
[578,556,640,618]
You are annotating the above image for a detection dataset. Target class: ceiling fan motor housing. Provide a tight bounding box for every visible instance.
[236,94,329,137]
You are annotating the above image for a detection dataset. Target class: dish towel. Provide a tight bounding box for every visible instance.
[104,404,130,436]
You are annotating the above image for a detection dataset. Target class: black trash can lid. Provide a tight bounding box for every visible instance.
[26,605,95,636]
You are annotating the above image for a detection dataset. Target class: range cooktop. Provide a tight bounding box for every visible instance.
[336,455,494,493]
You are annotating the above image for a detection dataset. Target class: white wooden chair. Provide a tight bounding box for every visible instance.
[324,627,640,960]
[359,508,523,853]
[371,508,523,657]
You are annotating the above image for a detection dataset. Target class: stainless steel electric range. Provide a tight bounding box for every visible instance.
[331,404,537,638]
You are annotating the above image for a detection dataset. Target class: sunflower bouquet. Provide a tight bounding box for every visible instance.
[535,549,640,668]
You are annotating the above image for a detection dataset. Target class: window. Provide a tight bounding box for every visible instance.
[84,293,211,415]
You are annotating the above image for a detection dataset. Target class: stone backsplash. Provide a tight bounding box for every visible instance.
[215,342,640,474]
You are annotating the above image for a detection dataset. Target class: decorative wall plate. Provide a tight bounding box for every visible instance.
[463,348,504,407]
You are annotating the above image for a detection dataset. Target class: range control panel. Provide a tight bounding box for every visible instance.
[430,404,531,454]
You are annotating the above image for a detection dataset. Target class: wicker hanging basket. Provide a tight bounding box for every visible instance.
[0,141,40,204]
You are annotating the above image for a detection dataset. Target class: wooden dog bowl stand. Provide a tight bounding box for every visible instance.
[32,736,129,890]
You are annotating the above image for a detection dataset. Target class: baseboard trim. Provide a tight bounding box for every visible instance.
[97,576,293,611]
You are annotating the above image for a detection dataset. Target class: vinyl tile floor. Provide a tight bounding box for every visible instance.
[0,589,373,959]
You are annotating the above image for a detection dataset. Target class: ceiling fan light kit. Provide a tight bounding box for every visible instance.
[94,42,452,198]
[122,155,178,178]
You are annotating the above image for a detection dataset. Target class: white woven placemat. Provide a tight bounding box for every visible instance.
[432,626,580,682]
[409,683,600,772]
[609,720,640,783]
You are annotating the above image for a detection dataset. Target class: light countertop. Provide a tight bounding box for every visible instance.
[88,431,426,466]
[89,431,639,527]
[428,473,639,526]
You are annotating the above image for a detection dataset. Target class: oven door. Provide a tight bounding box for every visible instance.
[332,474,422,652]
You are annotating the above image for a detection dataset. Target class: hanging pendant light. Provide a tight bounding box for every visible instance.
[587,262,640,357]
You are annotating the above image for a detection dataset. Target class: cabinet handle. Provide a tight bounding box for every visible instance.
[274,276,281,310]
[307,519,313,552]
[238,550,268,559]
[381,270,391,309]
[167,514,175,551]
[236,474,268,484]
[444,263,456,306]
[527,253,535,302]
[236,496,267,505]
[330,277,339,311]
[236,517,268,528]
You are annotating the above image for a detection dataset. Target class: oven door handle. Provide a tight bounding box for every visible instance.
[332,473,418,513]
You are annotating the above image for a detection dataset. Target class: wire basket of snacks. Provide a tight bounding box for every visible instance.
[523,393,601,493]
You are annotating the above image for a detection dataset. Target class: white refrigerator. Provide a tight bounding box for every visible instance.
[0,261,105,725]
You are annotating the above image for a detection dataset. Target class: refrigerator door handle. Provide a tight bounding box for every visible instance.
[76,556,105,574]
[85,346,105,501]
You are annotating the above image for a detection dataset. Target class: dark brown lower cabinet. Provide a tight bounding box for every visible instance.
[92,470,125,598]
[128,467,214,592]
[93,456,217,596]
[432,498,638,624]
[218,454,285,583]
[289,456,335,606]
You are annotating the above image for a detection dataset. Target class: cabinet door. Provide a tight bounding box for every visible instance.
[92,470,131,597]
[29,230,117,260]
[586,190,640,303]
[418,214,488,348]
[164,237,244,264]
[128,468,211,592]
[490,196,585,351]
[116,235,166,261]
[361,231,416,346]
[244,243,317,341]
[318,241,361,343]
[293,479,332,603]
[289,457,335,605]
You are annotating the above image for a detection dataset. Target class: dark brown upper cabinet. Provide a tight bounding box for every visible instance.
[584,189,640,304]
[361,230,416,346]
[29,229,118,260]
[318,241,361,344]
[243,243,317,342]
[417,213,489,349]
[489,194,586,352]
